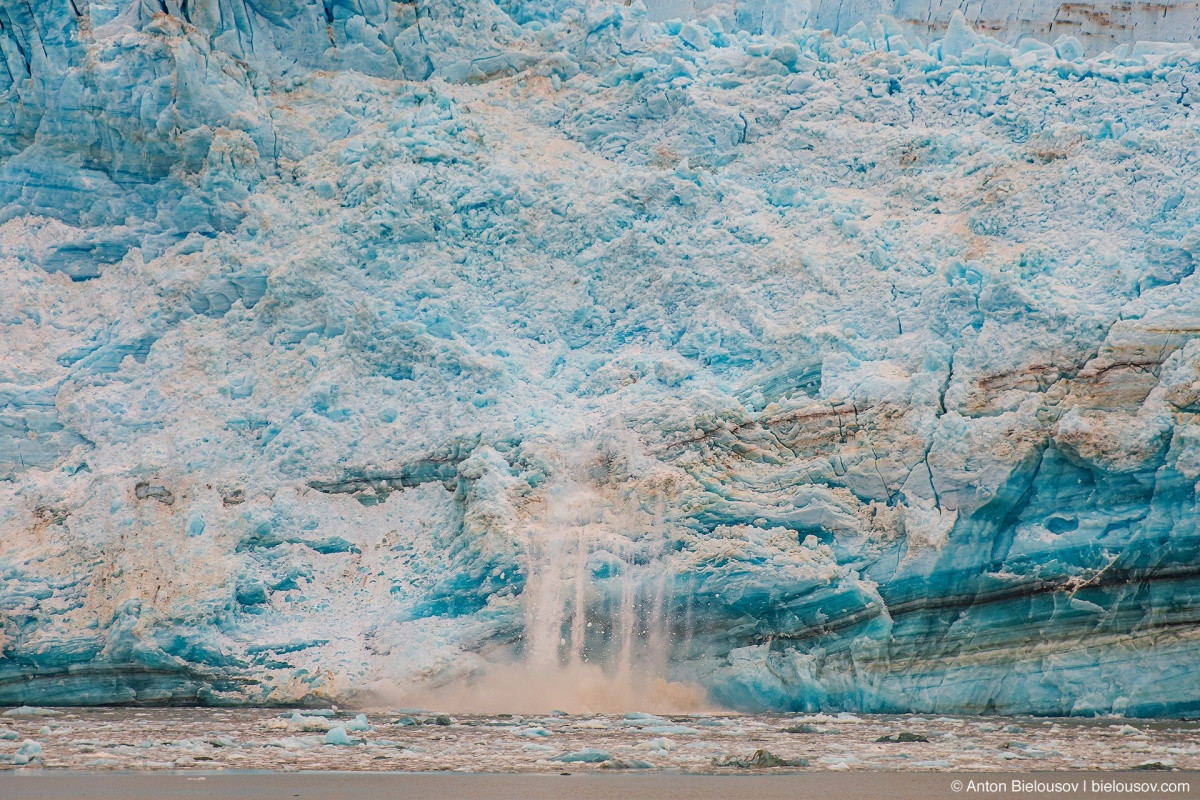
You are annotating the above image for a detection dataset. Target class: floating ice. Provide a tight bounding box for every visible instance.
[264,736,319,749]
[345,714,372,733]
[2,708,62,718]
[601,758,654,769]
[552,748,613,763]
[287,713,337,732]
[517,727,552,737]
[0,706,1196,772]
[877,732,930,743]
[15,740,43,765]
[642,725,700,735]
[323,727,358,746]
[713,749,808,768]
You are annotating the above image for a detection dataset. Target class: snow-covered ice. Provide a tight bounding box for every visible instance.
[1,0,1199,716]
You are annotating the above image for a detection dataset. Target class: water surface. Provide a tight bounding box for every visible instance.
[2,707,1196,772]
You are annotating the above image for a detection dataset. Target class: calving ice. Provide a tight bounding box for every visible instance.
[1,0,1200,716]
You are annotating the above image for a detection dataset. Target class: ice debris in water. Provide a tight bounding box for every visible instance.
[324,727,359,746]
[2,708,62,717]
[713,749,808,768]
[345,714,372,733]
[288,713,337,732]
[877,731,930,743]
[15,741,43,764]
[552,749,613,763]
[642,725,701,735]
[2,707,1200,772]
[600,758,654,769]
[265,736,319,749]
[517,727,552,737]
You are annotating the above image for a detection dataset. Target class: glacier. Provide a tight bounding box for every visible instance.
[1,0,1200,717]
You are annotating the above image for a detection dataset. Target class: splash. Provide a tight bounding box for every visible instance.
[378,444,711,714]
[520,471,675,678]
[387,662,711,714]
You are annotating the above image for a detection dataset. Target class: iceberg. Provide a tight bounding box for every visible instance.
[0,0,1198,717]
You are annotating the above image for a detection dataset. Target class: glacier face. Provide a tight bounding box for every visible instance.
[650,0,1200,51]
[2,0,1200,715]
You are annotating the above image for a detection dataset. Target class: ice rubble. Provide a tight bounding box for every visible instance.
[1,0,1200,715]
[4,706,1198,772]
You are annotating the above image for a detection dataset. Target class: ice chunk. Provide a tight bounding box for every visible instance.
[877,732,930,743]
[600,758,654,769]
[642,725,700,735]
[15,740,43,764]
[713,749,808,768]
[517,727,552,737]
[345,714,371,732]
[3,707,63,717]
[324,726,359,746]
[265,736,319,749]
[552,748,612,763]
[1055,35,1085,61]
[287,712,337,732]
[940,12,979,59]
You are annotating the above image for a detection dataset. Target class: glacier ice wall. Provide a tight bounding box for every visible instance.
[651,0,1200,51]
[2,0,1200,715]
